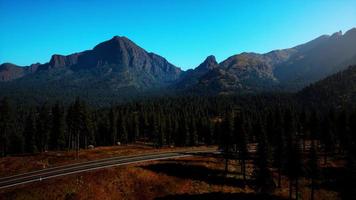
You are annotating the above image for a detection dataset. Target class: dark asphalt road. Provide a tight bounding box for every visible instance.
[0,149,216,190]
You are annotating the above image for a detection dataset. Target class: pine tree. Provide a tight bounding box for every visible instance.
[235,113,248,182]
[190,118,198,146]
[118,114,128,144]
[24,113,37,153]
[306,141,320,200]
[80,100,95,148]
[206,118,215,145]
[343,109,356,199]
[66,104,75,150]
[221,112,234,176]
[344,141,356,199]
[36,103,51,152]
[299,109,308,152]
[158,114,165,147]
[272,108,285,188]
[50,103,65,150]
[72,99,81,159]
[336,109,348,153]
[0,97,14,157]
[309,110,320,146]
[286,140,304,200]
[108,108,117,145]
[133,112,140,142]
[321,114,335,165]
[66,98,94,158]
[253,127,275,194]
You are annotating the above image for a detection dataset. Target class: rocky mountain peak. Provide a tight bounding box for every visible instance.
[331,30,343,39]
[94,36,139,51]
[196,55,218,71]
[48,54,80,69]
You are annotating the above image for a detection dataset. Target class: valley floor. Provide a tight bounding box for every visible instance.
[0,144,211,178]
[0,146,343,200]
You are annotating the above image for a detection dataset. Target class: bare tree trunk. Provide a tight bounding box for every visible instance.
[289,179,293,200]
[225,158,229,176]
[76,133,79,160]
[278,166,281,188]
[311,178,315,200]
[295,178,299,200]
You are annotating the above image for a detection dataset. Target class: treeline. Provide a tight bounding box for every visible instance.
[0,94,293,155]
[1,94,356,198]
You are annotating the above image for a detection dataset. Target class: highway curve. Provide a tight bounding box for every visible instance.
[0,149,216,190]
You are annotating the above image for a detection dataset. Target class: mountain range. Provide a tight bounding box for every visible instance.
[1,28,356,105]
[181,28,356,94]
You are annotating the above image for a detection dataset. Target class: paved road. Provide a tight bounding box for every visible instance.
[0,149,216,190]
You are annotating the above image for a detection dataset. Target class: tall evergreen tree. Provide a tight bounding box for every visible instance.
[299,109,308,152]
[286,141,304,200]
[253,127,275,194]
[272,108,285,188]
[190,118,198,146]
[24,113,37,153]
[36,103,51,152]
[321,114,335,165]
[108,108,117,145]
[0,97,14,157]
[118,114,128,144]
[221,112,234,176]
[309,110,320,146]
[235,113,249,182]
[306,141,320,200]
[50,103,66,150]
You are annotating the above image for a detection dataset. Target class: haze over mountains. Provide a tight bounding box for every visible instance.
[182,28,356,94]
[1,28,356,104]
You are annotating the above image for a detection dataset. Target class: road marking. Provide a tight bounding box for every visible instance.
[0,148,215,182]
[0,154,192,190]
[0,152,180,181]
[0,153,181,184]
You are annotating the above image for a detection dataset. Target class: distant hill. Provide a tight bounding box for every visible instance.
[298,65,356,106]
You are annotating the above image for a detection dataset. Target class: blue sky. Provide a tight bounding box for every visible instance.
[1,0,356,70]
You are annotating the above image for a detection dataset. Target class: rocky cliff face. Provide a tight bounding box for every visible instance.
[0,36,182,90]
[0,36,183,104]
[0,63,25,81]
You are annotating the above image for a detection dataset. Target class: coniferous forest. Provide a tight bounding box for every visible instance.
[1,94,356,199]
[2,1,356,199]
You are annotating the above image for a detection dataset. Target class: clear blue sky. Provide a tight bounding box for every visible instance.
[1,0,355,70]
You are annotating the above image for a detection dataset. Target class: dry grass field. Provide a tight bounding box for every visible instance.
[0,145,212,177]
[0,148,343,200]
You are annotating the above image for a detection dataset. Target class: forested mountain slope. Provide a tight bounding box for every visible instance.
[298,65,356,106]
